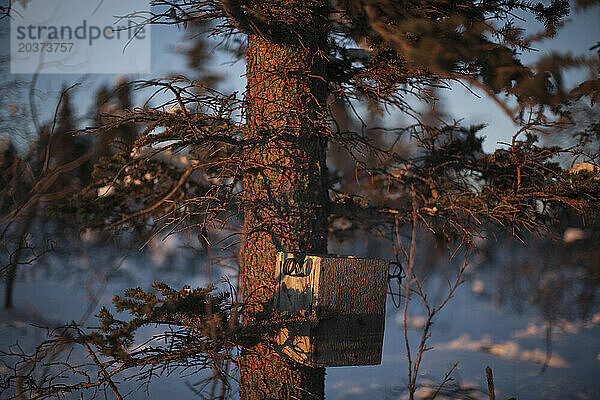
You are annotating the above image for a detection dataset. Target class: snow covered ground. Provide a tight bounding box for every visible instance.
[1,235,599,400]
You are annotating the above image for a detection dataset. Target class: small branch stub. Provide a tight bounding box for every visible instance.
[273,252,389,367]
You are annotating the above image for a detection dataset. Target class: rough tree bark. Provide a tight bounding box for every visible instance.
[240,0,329,398]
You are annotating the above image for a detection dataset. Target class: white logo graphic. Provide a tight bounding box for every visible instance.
[10,0,151,74]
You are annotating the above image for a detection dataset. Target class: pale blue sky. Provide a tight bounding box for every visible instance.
[1,2,598,153]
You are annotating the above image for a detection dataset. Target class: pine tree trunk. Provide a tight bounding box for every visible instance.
[240,1,329,398]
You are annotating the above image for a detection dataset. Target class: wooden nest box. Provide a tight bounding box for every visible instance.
[273,252,388,367]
